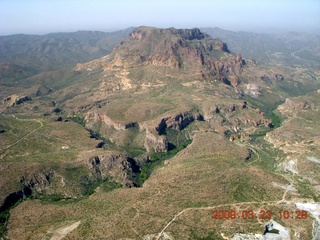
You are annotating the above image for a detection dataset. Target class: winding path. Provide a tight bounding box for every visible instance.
[0,115,43,151]
[290,49,316,63]
[291,49,304,60]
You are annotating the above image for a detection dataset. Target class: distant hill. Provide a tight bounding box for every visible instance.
[1,26,319,73]
[0,63,36,81]
[0,28,133,71]
[202,27,320,66]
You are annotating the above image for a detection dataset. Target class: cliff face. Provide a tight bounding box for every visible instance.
[87,154,140,187]
[113,27,243,83]
[84,110,137,130]
[144,128,169,153]
[156,111,204,134]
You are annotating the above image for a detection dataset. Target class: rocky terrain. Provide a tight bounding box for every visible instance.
[0,26,319,239]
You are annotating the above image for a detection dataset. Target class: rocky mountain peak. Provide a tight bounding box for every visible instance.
[173,28,206,40]
[116,27,236,71]
[76,26,243,86]
[124,26,229,53]
[129,26,207,41]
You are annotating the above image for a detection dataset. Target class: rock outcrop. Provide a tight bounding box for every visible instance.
[2,94,32,106]
[279,98,312,111]
[0,186,32,216]
[202,56,244,84]
[87,154,140,187]
[156,111,204,134]
[260,73,284,82]
[245,84,261,97]
[204,101,272,138]
[19,172,54,194]
[36,85,54,96]
[144,129,169,153]
[84,110,138,130]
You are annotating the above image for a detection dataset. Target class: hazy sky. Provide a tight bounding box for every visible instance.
[1,0,319,35]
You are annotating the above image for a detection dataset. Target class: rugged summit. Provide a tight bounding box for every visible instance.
[116,26,230,68]
[76,26,244,85]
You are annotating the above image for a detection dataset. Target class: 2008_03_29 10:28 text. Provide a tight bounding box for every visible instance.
[212,209,308,220]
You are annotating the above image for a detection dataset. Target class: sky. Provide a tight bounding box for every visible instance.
[1,0,319,35]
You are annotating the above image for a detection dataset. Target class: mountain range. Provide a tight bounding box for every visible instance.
[0,26,319,239]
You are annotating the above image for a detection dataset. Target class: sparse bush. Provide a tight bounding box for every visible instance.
[53,108,62,113]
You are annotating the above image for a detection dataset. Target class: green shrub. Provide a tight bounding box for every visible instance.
[271,112,281,128]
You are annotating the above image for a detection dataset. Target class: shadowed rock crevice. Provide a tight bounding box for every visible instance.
[156,111,204,135]
[0,187,32,214]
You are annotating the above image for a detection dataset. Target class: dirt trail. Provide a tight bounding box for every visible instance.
[0,115,43,151]
[49,221,81,240]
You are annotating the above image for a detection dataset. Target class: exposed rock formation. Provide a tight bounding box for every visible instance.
[202,57,243,84]
[36,85,54,96]
[212,102,247,114]
[20,172,54,194]
[204,102,272,138]
[84,110,138,130]
[245,84,261,97]
[144,129,169,153]
[87,154,140,187]
[56,116,63,122]
[156,111,204,134]
[260,73,284,82]
[2,94,32,106]
[279,98,312,111]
